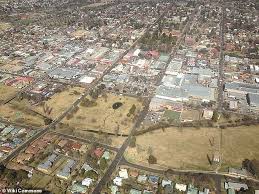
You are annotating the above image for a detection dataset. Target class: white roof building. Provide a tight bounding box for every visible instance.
[175,183,187,191]
[119,168,129,179]
[113,177,123,186]
[224,182,248,191]
[203,109,214,119]
[162,180,172,187]
[133,49,141,57]
[137,174,147,183]
[82,178,93,187]
[110,185,118,194]
[79,76,95,84]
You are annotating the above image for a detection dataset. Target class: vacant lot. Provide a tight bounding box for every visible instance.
[0,98,46,127]
[125,125,259,171]
[0,22,11,31]
[63,94,143,135]
[35,86,84,119]
[221,125,259,169]
[71,29,88,38]
[126,127,220,170]
[0,59,24,72]
[0,84,19,103]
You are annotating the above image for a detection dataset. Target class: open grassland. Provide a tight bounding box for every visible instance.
[63,94,143,135]
[126,125,259,171]
[0,98,45,127]
[126,127,220,170]
[221,125,259,169]
[0,86,84,127]
[0,84,19,103]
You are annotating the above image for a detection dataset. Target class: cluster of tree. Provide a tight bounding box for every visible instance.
[127,104,136,117]
[66,105,79,120]
[0,165,28,185]
[80,168,98,180]
[44,118,53,125]
[129,136,136,148]
[80,98,97,107]
[99,158,108,171]
[148,155,157,164]
[212,111,219,122]
[242,159,259,177]
[89,84,106,99]
[140,30,177,52]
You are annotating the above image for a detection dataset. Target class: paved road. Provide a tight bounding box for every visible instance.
[120,158,259,194]
[217,5,225,113]
[122,160,222,194]
[92,6,200,194]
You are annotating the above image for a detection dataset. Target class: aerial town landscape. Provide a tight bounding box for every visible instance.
[0,0,259,193]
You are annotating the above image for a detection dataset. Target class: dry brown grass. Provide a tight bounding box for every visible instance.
[126,127,220,170]
[0,84,19,103]
[63,94,143,135]
[0,98,46,127]
[221,125,259,169]
[35,86,85,119]
[125,125,259,171]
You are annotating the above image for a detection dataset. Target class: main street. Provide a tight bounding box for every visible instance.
[217,5,225,113]
[92,5,200,193]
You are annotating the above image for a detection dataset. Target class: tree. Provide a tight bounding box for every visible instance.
[44,118,52,125]
[5,169,17,183]
[16,170,28,181]
[129,136,136,148]
[148,155,157,164]
[0,164,5,174]
[164,169,174,178]
[73,90,81,95]
[80,169,85,177]
[242,159,259,176]
[222,112,231,119]
[212,111,219,122]
[85,170,98,180]
[99,158,108,171]
[115,125,119,137]
[66,113,73,120]
[102,93,108,102]
[89,88,100,99]
[128,104,136,116]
